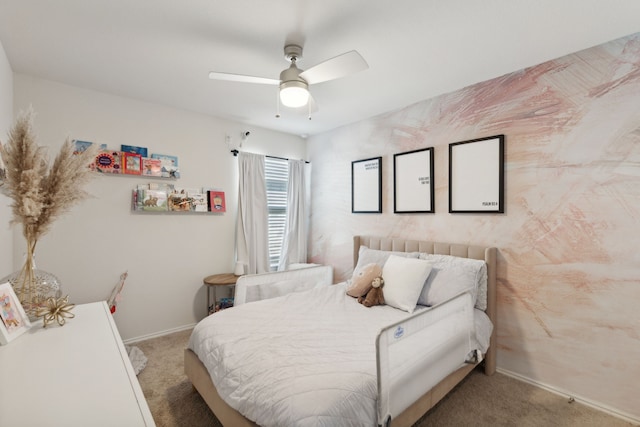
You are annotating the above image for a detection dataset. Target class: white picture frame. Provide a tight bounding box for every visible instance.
[0,282,32,345]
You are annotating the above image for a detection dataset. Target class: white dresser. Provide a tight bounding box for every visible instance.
[0,301,155,426]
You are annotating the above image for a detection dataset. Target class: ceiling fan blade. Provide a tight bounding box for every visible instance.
[208,71,279,85]
[299,50,368,85]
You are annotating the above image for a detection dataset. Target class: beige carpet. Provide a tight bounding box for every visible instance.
[135,329,635,427]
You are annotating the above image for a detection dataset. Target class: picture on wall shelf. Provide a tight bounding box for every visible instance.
[207,190,226,213]
[449,134,505,213]
[168,188,193,211]
[121,144,148,158]
[0,282,32,345]
[151,153,180,178]
[92,150,122,174]
[142,157,162,177]
[73,139,93,154]
[133,183,175,211]
[352,156,382,213]
[393,147,434,213]
[73,140,107,154]
[141,189,168,212]
[123,152,143,175]
[188,189,208,212]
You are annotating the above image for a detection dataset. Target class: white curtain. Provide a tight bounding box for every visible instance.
[277,159,310,271]
[235,152,269,275]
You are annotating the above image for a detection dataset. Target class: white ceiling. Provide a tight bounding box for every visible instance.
[0,1,638,137]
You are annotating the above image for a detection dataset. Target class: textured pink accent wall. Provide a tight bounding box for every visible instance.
[308,33,640,419]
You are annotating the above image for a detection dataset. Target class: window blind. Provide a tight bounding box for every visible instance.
[265,156,289,270]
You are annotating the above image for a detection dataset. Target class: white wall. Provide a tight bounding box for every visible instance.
[13,74,306,340]
[0,40,13,276]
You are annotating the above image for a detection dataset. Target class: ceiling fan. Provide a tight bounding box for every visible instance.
[208,44,368,114]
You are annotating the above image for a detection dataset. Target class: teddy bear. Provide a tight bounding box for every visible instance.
[346,263,382,298]
[358,276,385,307]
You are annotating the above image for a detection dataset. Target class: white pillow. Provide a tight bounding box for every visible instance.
[382,255,433,313]
[417,254,487,309]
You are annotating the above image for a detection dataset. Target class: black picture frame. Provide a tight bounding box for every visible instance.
[352,156,382,213]
[393,147,434,213]
[449,135,505,213]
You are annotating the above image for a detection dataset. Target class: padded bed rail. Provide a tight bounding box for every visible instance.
[376,292,475,426]
[234,264,333,305]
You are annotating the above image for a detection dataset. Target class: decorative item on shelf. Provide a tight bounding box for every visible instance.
[35,295,75,327]
[73,139,106,155]
[150,153,180,178]
[188,188,208,212]
[121,144,148,158]
[92,150,123,174]
[168,187,194,211]
[142,157,162,177]
[0,109,98,320]
[122,152,143,175]
[132,183,225,214]
[207,190,226,212]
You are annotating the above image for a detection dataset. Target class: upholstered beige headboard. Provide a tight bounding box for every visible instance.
[354,235,497,375]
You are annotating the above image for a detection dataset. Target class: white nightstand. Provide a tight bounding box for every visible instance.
[0,301,155,426]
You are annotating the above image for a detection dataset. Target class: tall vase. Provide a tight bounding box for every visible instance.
[0,238,62,321]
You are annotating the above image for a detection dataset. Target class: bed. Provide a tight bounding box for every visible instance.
[185,235,497,426]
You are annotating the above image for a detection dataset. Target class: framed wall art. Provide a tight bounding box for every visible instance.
[449,134,505,213]
[394,147,434,213]
[0,282,32,345]
[352,156,382,213]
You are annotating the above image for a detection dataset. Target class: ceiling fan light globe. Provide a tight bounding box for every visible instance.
[280,84,309,108]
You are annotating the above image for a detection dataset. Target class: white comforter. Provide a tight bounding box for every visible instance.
[188,283,490,427]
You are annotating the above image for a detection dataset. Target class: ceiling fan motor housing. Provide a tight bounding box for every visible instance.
[284,44,303,62]
[279,47,310,108]
[280,62,308,88]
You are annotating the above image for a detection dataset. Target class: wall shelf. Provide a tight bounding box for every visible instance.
[131,184,226,214]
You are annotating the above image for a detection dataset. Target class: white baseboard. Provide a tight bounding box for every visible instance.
[496,367,640,425]
[123,323,196,345]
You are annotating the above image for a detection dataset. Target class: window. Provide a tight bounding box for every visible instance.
[265,157,289,270]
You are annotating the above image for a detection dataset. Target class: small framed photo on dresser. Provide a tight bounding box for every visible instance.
[0,282,32,345]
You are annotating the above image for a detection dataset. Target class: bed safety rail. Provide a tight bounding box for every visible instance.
[376,291,475,426]
[234,264,333,305]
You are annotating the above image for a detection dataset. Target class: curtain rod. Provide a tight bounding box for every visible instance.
[230,149,309,163]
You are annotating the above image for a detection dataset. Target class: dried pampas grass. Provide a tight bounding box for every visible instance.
[0,109,98,243]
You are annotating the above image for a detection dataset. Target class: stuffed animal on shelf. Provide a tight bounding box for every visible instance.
[358,276,385,307]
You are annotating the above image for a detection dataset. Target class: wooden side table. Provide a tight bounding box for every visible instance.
[203,273,240,314]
